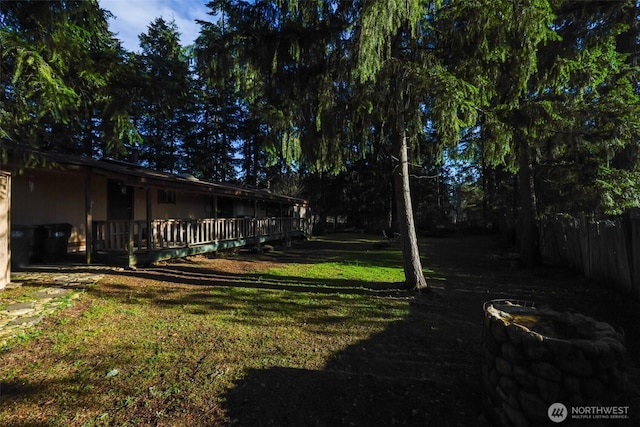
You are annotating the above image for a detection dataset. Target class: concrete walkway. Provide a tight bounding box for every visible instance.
[0,270,106,346]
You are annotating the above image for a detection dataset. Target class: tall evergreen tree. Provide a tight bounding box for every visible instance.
[191,11,242,183]
[529,0,640,217]
[434,0,640,265]
[196,1,478,289]
[137,18,191,173]
[436,0,559,266]
[0,0,137,159]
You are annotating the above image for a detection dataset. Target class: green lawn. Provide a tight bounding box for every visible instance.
[0,234,417,426]
[5,234,634,426]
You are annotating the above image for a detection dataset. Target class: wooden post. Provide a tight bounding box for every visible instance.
[146,187,152,251]
[253,200,258,238]
[213,196,218,242]
[128,220,134,264]
[85,173,93,264]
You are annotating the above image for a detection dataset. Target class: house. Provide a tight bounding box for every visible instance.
[2,148,310,273]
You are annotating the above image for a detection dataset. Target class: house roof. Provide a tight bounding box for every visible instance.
[5,148,306,205]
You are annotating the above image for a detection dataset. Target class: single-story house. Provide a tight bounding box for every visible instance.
[0,148,310,281]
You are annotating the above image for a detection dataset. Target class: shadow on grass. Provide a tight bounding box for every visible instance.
[86,279,410,331]
[93,233,412,298]
[81,236,488,424]
[113,266,406,293]
[223,294,485,427]
[3,234,639,426]
[220,235,640,427]
[188,233,406,269]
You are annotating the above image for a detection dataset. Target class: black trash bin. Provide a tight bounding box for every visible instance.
[42,223,72,262]
[10,225,44,268]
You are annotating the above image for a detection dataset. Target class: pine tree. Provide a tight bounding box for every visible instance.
[436,0,640,264]
[137,18,192,173]
[195,0,639,280]
[0,0,137,159]
[191,9,247,183]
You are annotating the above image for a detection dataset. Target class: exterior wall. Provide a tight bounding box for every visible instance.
[89,180,213,221]
[10,165,307,259]
[12,169,88,252]
[132,187,147,221]
[149,190,213,220]
[90,174,108,222]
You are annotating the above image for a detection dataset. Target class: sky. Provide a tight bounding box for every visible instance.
[99,0,213,52]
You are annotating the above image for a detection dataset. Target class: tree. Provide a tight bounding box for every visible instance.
[349,2,430,287]
[191,11,245,183]
[435,0,561,266]
[0,0,137,159]
[517,0,640,254]
[137,18,192,173]
[532,0,640,217]
[196,1,480,289]
[434,0,640,265]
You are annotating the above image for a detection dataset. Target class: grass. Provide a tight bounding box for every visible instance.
[3,233,638,426]
[253,236,431,286]
[0,234,414,426]
[260,260,406,283]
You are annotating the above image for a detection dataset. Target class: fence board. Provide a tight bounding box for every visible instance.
[628,216,640,299]
[540,216,639,300]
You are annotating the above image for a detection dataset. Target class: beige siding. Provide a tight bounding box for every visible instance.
[10,165,307,259]
[133,187,147,221]
[12,170,87,252]
[90,175,108,221]
[152,191,213,219]
[1,171,10,288]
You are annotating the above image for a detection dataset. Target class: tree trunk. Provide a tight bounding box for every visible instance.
[387,181,393,230]
[612,3,639,171]
[392,125,429,291]
[517,137,541,267]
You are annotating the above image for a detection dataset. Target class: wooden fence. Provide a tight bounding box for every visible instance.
[539,213,640,300]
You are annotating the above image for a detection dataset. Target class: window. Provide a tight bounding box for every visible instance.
[158,189,176,204]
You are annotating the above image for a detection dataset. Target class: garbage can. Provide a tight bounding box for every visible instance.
[10,225,44,268]
[42,223,72,262]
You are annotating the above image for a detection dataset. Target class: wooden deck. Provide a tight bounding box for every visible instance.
[92,217,309,267]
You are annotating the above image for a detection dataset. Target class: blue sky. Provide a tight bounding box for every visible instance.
[99,0,213,52]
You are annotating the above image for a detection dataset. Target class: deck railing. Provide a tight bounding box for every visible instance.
[93,217,308,252]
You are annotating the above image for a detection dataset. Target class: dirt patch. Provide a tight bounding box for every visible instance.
[159,253,280,275]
